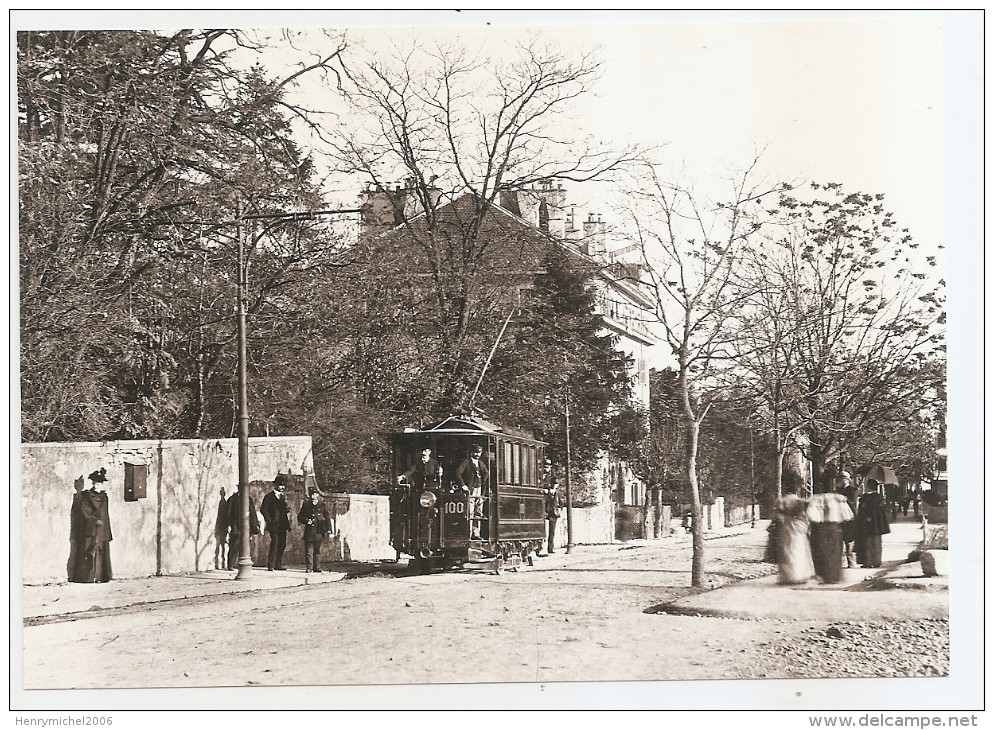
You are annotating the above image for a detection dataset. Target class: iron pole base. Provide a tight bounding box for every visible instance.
[235,558,254,580]
[565,543,576,554]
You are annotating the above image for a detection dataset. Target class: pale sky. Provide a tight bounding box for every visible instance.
[242,11,954,263]
[12,10,960,255]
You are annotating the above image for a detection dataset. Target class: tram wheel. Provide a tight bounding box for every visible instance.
[412,557,431,575]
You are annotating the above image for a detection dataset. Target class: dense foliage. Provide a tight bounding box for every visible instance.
[18,30,644,496]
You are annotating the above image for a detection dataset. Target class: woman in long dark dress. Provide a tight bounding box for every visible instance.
[855,479,890,568]
[806,481,854,584]
[69,468,113,583]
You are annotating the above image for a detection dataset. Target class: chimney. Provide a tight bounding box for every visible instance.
[511,180,568,237]
[359,177,441,236]
[582,213,606,257]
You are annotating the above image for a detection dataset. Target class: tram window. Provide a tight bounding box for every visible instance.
[502,441,512,483]
[525,445,534,485]
[515,442,521,484]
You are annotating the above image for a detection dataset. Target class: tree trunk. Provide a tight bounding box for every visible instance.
[775,441,785,499]
[686,419,705,587]
[809,440,824,494]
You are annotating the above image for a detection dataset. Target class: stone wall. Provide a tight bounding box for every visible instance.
[281,493,395,565]
[19,437,313,584]
[725,503,761,527]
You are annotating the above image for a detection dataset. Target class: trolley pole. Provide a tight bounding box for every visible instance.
[235,209,254,580]
[565,379,575,554]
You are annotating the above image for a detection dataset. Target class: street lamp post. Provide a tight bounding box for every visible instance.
[235,211,253,579]
[564,378,575,554]
[750,419,757,528]
[226,204,361,581]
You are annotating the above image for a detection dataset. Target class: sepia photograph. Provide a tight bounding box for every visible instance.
[10,8,983,717]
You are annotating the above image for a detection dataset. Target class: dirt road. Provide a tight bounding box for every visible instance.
[22,526,947,692]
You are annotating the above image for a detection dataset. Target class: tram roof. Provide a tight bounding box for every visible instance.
[396,414,545,444]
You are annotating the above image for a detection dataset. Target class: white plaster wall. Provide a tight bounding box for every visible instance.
[19,437,313,584]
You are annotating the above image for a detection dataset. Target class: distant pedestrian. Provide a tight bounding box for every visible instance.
[297,488,331,573]
[261,477,292,570]
[806,479,854,584]
[226,485,260,570]
[213,487,228,570]
[913,492,921,519]
[69,468,113,583]
[773,493,815,584]
[837,471,857,569]
[542,463,563,555]
[855,479,890,568]
[67,476,85,582]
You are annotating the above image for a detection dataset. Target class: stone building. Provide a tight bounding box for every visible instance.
[357,180,659,517]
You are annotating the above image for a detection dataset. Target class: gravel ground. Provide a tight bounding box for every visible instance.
[742,618,950,679]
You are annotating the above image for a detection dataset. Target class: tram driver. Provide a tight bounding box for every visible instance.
[456,444,490,540]
[399,447,440,491]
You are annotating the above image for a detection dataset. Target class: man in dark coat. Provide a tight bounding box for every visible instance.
[399,447,441,491]
[213,486,228,570]
[226,485,260,570]
[70,468,113,583]
[543,466,564,555]
[855,479,891,568]
[261,478,292,570]
[456,444,490,540]
[297,489,332,572]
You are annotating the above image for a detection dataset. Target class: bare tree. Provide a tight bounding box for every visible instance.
[325,37,644,410]
[623,157,782,587]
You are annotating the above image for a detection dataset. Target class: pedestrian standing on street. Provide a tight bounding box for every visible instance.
[213,486,228,571]
[542,462,563,555]
[297,488,331,573]
[806,478,854,584]
[69,468,113,583]
[226,484,260,570]
[855,479,890,568]
[67,476,85,582]
[261,477,292,570]
[837,471,858,569]
[772,492,815,584]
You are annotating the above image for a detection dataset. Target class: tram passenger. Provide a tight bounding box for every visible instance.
[456,444,490,540]
[399,447,441,490]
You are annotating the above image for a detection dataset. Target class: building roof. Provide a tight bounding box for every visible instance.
[364,188,660,346]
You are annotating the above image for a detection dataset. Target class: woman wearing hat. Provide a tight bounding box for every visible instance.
[69,468,113,583]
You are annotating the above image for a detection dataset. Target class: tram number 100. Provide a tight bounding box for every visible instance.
[444,501,466,515]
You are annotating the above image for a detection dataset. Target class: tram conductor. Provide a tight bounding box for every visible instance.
[456,444,490,540]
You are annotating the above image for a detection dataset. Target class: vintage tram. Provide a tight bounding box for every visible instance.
[388,415,548,573]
